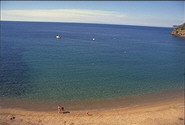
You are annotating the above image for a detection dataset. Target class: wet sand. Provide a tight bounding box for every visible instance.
[0,89,184,125]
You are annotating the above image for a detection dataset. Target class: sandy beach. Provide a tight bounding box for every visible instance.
[0,89,184,125]
[1,1,185,125]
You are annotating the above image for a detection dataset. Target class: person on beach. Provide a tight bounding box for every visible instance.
[61,106,64,111]
[57,105,62,113]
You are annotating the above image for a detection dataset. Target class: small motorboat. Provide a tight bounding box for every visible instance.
[56,35,61,39]
[92,38,95,41]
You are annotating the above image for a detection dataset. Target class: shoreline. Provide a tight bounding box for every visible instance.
[0,89,184,125]
[0,88,184,111]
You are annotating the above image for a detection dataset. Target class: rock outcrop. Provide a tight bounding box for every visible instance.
[171,23,185,37]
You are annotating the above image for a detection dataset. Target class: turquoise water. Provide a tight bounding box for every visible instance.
[0,21,184,101]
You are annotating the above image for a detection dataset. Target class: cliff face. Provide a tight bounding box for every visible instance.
[171,23,185,37]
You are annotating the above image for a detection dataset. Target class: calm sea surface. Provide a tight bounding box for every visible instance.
[0,21,184,101]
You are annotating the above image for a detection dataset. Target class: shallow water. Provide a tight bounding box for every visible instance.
[0,21,184,101]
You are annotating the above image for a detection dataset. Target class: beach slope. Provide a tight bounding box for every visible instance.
[0,98,184,125]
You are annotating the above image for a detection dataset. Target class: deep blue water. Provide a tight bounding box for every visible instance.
[0,21,184,101]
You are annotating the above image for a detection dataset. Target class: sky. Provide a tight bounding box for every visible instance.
[1,1,185,27]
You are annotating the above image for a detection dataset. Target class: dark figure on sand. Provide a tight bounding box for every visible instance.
[62,106,64,111]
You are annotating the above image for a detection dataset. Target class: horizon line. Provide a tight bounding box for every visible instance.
[1,20,174,28]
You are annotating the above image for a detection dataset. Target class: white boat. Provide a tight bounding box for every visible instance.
[92,38,95,41]
[56,35,61,39]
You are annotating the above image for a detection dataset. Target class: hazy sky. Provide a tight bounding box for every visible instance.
[1,1,184,27]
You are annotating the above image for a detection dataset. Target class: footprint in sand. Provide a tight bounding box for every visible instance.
[178,117,184,120]
[10,117,15,120]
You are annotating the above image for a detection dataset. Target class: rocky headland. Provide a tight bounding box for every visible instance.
[171,23,185,37]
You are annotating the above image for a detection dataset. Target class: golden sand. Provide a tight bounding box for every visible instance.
[0,96,184,125]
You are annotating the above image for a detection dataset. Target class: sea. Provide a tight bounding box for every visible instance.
[0,21,184,102]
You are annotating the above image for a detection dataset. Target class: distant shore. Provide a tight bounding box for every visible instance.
[0,88,184,125]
